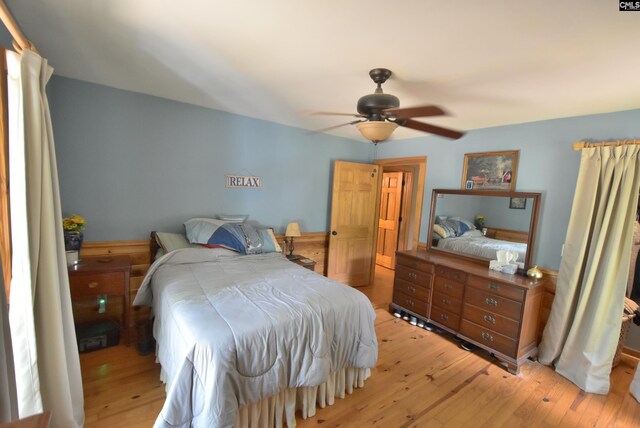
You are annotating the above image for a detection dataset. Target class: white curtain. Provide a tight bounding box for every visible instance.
[0,273,18,423]
[7,49,84,427]
[539,145,640,394]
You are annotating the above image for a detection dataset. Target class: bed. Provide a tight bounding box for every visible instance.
[133,225,378,428]
[436,232,527,266]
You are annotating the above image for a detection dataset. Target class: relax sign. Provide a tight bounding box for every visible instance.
[225,175,262,188]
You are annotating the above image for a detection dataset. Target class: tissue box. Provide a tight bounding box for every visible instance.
[501,263,518,274]
[489,260,503,271]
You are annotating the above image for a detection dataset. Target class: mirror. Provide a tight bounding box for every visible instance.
[428,189,541,270]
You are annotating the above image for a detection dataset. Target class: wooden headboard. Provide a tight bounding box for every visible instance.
[149,231,160,264]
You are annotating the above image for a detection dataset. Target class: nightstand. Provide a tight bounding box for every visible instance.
[289,255,316,271]
[68,255,131,345]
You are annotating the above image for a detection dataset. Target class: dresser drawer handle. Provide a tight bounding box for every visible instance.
[88,281,99,289]
[488,283,500,291]
[407,286,416,294]
[485,298,498,306]
[444,282,453,290]
[483,315,496,324]
[408,272,417,280]
[481,332,494,342]
[442,298,451,305]
[441,313,449,321]
[406,299,414,307]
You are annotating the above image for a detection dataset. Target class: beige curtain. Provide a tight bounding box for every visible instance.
[0,270,18,423]
[632,365,640,402]
[539,145,640,394]
[6,49,84,427]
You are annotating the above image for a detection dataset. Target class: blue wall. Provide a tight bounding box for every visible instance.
[49,77,372,241]
[377,109,640,270]
[48,75,640,271]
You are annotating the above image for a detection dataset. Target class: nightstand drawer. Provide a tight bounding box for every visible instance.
[70,272,125,298]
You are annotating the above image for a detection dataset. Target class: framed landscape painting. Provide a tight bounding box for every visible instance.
[461,150,519,191]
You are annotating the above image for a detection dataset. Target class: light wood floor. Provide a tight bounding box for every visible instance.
[81,266,640,427]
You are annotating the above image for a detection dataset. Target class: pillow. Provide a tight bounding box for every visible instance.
[154,231,201,253]
[463,229,484,237]
[184,218,270,255]
[440,218,471,236]
[449,216,476,231]
[259,228,282,253]
[217,214,248,223]
[184,218,228,244]
[433,224,453,239]
[435,215,448,225]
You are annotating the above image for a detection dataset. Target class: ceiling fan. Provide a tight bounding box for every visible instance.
[309,68,464,142]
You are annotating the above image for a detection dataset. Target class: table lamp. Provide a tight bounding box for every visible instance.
[285,222,301,259]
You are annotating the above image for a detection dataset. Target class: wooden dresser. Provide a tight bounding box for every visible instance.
[391,249,545,374]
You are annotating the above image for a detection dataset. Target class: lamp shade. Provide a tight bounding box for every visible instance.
[285,222,301,237]
[356,121,398,142]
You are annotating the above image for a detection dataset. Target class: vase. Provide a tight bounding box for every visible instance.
[64,230,84,251]
[527,265,543,279]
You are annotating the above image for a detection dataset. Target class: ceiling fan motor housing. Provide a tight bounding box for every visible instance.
[357,93,399,120]
[357,68,399,121]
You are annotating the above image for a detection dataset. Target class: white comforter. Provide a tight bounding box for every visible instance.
[437,235,527,266]
[133,249,378,428]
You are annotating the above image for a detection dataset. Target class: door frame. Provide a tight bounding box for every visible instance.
[372,156,427,270]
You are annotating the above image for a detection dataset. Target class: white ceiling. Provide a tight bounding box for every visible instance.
[6,0,640,141]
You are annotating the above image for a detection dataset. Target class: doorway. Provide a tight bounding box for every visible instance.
[374,156,427,270]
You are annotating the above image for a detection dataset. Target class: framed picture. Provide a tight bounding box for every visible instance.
[509,197,527,209]
[461,150,519,191]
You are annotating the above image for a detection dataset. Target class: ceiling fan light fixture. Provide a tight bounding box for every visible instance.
[356,121,398,143]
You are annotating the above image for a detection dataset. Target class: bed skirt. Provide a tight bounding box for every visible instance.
[234,367,371,428]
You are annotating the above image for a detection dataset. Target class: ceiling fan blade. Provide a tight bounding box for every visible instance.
[399,118,465,140]
[301,110,365,117]
[307,119,365,134]
[384,105,446,119]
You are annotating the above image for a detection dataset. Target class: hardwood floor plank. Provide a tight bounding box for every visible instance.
[80,265,640,427]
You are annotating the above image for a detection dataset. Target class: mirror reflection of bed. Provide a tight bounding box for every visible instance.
[428,189,541,270]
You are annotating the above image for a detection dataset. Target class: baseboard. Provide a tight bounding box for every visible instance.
[623,346,640,361]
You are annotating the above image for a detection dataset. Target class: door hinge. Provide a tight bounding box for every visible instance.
[399,216,403,222]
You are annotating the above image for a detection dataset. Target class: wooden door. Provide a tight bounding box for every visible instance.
[327,161,380,286]
[376,172,403,269]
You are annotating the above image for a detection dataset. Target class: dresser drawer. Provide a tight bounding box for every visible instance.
[392,290,429,317]
[462,303,520,339]
[460,320,517,357]
[433,276,464,300]
[395,265,432,289]
[467,275,525,302]
[70,272,125,298]
[464,287,523,321]
[394,278,430,302]
[432,291,462,314]
[435,265,467,283]
[430,305,461,331]
[396,254,434,274]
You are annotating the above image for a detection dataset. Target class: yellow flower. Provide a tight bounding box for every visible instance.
[63,214,86,232]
